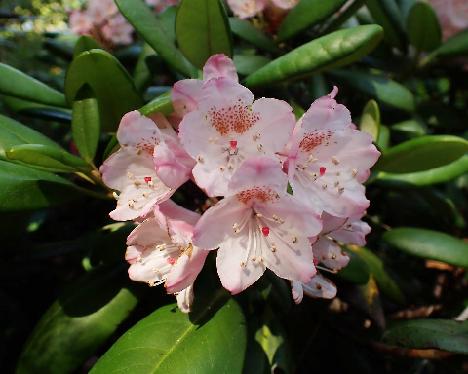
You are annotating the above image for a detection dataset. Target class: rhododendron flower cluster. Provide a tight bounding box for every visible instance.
[69,0,177,47]
[428,0,468,40]
[227,0,298,20]
[100,55,380,312]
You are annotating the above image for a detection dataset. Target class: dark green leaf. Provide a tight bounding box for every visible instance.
[407,1,441,51]
[0,63,66,107]
[17,268,138,374]
[373,154,468,187]
[338,249,371,284]
[360,99,380,141]
[0,161,78,211]
[176,0,232,68]
[91,295,246,373]
[0,114,61,157]
[115,0,197,77]
[376,135,468,173]
[73,35,102,58]
[233,55,270,75]
[134,44,156,93]
[391,119,427,138]
[72,86,100,164]
[348,246,404,303]
[382,227,468,267]
[65,49,143,132]
[376,124,390,151]
[6,144,89,173]
[365,0,406,49]
[2,95,72,123]
[277,0,347,41]
[426,29,468,62]
[139,91,174,116]
[244,25,383,87]
[229,18,279,53]
[382,319,468,354]
[332,69,415,111]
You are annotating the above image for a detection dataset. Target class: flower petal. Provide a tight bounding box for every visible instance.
[172,79,203,117]
[302,273,337,299]
[203,54,238,83]
[312,237,349,271]
[176,284,194,313]
[291,281,304,304]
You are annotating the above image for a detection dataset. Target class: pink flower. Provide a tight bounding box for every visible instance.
[193,156,322,294]
[226,0,297,18]
[87,0,119,24]
[286,87,380,218]
[429,0,468,40]
[101,14,134,46]
[100,111,175,221]
[291,212,371,303]
[177,56,295,196]
[126,200,209,312]
[69,11,93,35]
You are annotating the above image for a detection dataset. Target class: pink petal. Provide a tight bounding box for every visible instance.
[175,285,194,313]
[127,217,171,247]
[116,111,162,153]
[270,0,298,9]
[291,281,304,304]
[203,54,238,83]
[302,273,337,299]
[330,218,371,246]
[312,237,350,271]
[172,79,203,117]
[226,0,267,18]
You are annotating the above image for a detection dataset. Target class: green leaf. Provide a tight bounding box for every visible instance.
[65,49,143,132]
[6,144,89,173]
[91,295,246,373]
[382,227,468,267]
[332,69,415,111]
[0,114,61,157]
[0,160,78,211]
[139,91,174,116]
[176,0,232,68]
[0,63,67,107]
[277,0,347,41]
[382,319,468,354]
[72,85,100,164]
[365,0,406,49]
[376,124,390,151]
[391,119,427,138]
[374,154,468,187]
[17,267,138,374]
[2,95,72,123]
[115,0,197,77]
[233,55,271,75]
[360,99,380,141]
[426,29,468,62]
[134,43,156,93]
[338,249,371,284]
[229,18,279,53]
[376,135,468,173]
[73,35,102,58]
[406,1,441,51]
[348,246,404,303]
[244,25,383,87]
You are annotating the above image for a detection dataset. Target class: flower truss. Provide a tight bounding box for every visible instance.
[227,0,298,19]
[100,55,380,312]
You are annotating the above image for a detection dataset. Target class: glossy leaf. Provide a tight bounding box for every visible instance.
[91,295,246,373]
[0,161,78,211]
[360,99,380,141]
[229,18,278,53]
[426,29,468,62]
[2,95,72,123]
[277,0,347,41]
[348,246,404,304]
[71,86,100,164]
[6,144,89,173]
[115,0,197,77]
[234,55,270,75]
[376,135,468,173]
[382,319,468,354]
[332,70,415,112]
[73,35,102,58]
[244,25,383,87]
[382,227,468,267]
[374,154,468,187]
[139,91,173,116]
[176,0,232,68]
[376,125,390,151]
[17,268,138,374]
[338,249,371,284]
[391,119,427,138]
[0,114,61,157]
[365,0,406,49]
[407,1,441,51]
[65,49,143,132]
[0,63,66,107]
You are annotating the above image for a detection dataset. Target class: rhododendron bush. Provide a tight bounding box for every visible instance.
[1,0,467,373]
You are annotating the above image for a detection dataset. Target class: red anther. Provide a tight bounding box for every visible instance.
[261,226,270,236]
[229,140,238,150]
[167,257,176,265]
[144,176,152,183]
[319,167,326,176]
